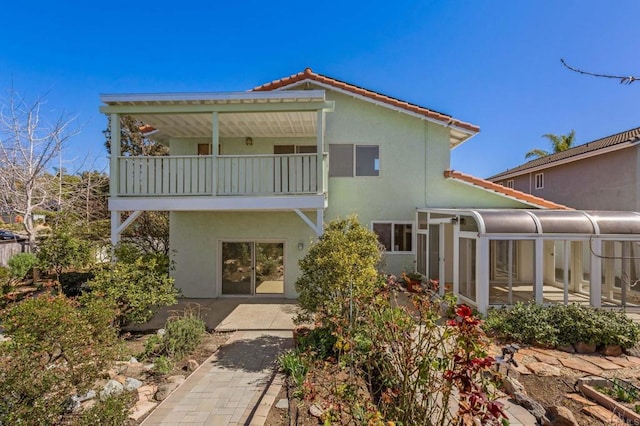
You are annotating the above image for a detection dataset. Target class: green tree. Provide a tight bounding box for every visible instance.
[36,223,93,283]
[104,115,168,156]
[525,130,576,159]
[295,216,383,323]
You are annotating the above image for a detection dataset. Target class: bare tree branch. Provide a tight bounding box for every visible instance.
[561,58,639,85]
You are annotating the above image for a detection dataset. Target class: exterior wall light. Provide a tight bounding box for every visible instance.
[298,241,304,250]
[245,137,253,146]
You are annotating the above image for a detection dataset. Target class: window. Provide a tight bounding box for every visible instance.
[505,180,514,189]
[197,144,221,155]
[535,173,544,189]
[329,144,379,177]
[372,222,413,253]
[274,145,317,154]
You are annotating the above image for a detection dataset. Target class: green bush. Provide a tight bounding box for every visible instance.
[295,216,383,323]
[0,295,120,424]
[297,326,337,360]
[59,271,95,297]
[7,252,37,280]
[72,391,135,426]
[81,258,178,327]
[37,225,94,280]
[140,308,206,361]
[484,303,640,349]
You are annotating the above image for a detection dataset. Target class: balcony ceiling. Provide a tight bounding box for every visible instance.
[134,111,317,141]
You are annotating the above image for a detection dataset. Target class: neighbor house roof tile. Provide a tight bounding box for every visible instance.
[444,169,571,210]
[489,126,640,180]
[252,68,480,133]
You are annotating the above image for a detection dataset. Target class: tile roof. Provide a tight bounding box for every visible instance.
[444,169,571,210]
[252,68,480,133]
[489,126,640,180]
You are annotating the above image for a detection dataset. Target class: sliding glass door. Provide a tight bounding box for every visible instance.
[221,241,284,295]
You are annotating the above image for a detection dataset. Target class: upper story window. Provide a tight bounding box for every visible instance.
[535,173,544,189]
[505,179,514,189]
[329,144,379,177]
[372,221,413,253]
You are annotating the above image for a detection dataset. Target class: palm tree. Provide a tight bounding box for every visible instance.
[525,130,576,159]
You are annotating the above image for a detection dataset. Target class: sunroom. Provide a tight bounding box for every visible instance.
[416,209,640,314]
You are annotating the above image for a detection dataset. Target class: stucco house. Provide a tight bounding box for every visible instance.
[488,126,640,211]
[101,69,640,314]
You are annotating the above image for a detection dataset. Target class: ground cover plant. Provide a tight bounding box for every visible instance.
[483,302,640,349]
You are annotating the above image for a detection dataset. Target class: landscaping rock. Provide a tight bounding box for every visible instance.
[129,356,139,363]
[512,392,548,423]
[137,384,158,402]
[605,356,637,368]
[121,362,145,379]
[80,399,96,412]
[574,342,596,354]
[114,375,127,385]
[100,379,124,400]
[156,328,165,337]
[558,357,603,375]
[124,377,143,391]
[275,398,289,409]
[582,405,625,425]
[548,405,579,426]
[503,376,525,395]
[105,369,118,379]
[129,400,157,422]
[309,404,324,418]
[532,351,561,366]
[557,344,575,354]
[526,362,561,376]
[167,374,186,384]
[155,382,179,401]
[186,359,199,372]
[602,345,623,357]
[576,355,622,370]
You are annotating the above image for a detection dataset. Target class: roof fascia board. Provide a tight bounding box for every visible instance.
[274,79,478,138]
[100,90,326,104]
[99,100,335,115]
[447,177,550,209]
[492,141,639,181]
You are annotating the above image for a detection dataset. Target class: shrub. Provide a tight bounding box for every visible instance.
[72,391,135,426]
[295,216,383,323]
[81,257,179,327]
[140,308,206,362]
[0,295,120,424]
[59,271,95,297]
[484,303,640,349]
[7,252,37,280]
[154,355,173,374]
[483,302,558,346]
[297,326,337,360]
[37,225,93,281]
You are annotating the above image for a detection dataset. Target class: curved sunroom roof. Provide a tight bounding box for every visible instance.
[421,209,640,236]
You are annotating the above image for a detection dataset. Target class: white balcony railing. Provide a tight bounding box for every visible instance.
[117,154,324,197]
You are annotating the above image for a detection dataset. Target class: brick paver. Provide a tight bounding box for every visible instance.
[142,330,292,426]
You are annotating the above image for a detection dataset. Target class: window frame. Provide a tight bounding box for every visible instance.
[371,220,414,254]
[328,144,380,177]
[505,179,514,189]
[534,173,544,189]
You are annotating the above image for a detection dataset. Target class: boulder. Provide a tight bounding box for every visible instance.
[186,359,199,372]
[548,405,579,426]
[574,342,597,354]
[602,345,623,357]
[155,382,179,401]
[167,375,186,384]
[100,379,124,400]
[121,362,145,379]
[513,391,548,423]
[503,376,525,395]
[309,404,324,418]
[124,377,143,391]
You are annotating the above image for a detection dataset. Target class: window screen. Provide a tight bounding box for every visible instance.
[355,146,379,176]
[329,144,354,177]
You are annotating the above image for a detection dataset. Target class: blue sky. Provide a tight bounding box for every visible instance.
[1,0,638,178]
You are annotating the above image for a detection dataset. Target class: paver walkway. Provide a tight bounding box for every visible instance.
[140,301,296,426]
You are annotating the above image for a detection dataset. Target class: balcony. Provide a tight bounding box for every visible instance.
[110,153,327,211]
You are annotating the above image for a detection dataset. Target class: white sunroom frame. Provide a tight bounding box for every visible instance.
[417,208,640,314]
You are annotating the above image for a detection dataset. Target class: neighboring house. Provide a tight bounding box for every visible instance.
[487,126,640,211]
[101,69,640,314]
